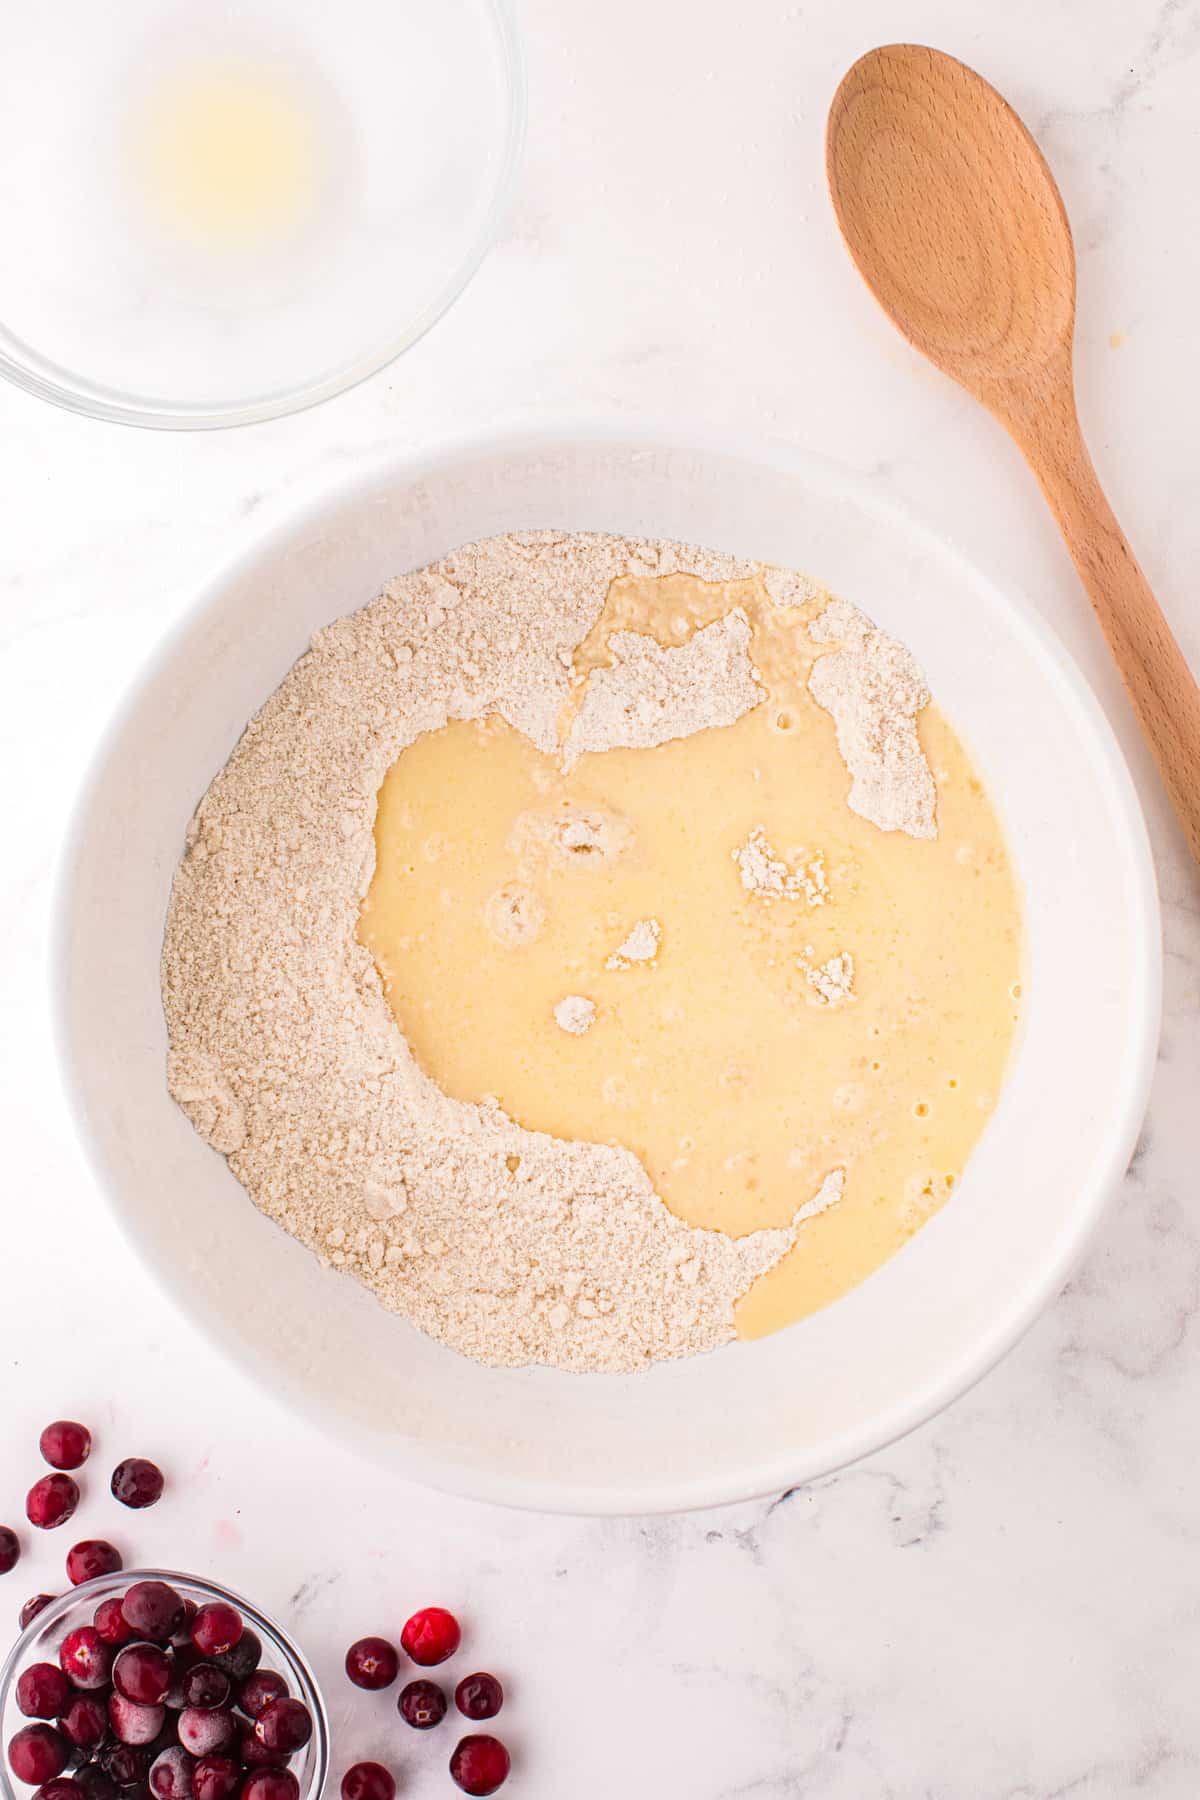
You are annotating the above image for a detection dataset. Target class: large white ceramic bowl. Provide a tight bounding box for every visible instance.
[55,429,1161,1514]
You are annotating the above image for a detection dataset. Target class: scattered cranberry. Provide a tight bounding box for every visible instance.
[19,1594,56,1630]
[39,1423,92,1471]
[108,1694,166,1747]
[213,1629,261,1684]
[74,1767,118,1800]
[8,1724,70,1786]
[26,1477,80,1532]
[237,1673,286,1720]
[36,1781,83,1800]
[147,1747,195,1800]
[176,1710,236,1759]
[253,1700,311,1757]
[60,1627,113,1690]
[94,1598,136,1646]
[114,1645,173,1707]
[449,1736,509,1797]
[122,1583,185,1644]
[397,1680,447,1731]
[241,1774,298,1800]
[400,1607,460,1667]
[344,1638,398,1691]
[60,1696,109,1751]
[180,1665,229,1711]
[190,1757,241,1800]
[189,1605,241,1658]
[0,1526,20,1574]
[100,1745,150,1788]
[454,1673,503,1721]
[340,1764,395,1800]
[67,1541,123,1586]
[16,1663,71,1719]
[110,1461,164,1511]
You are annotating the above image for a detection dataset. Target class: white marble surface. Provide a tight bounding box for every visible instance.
[2,0,1199,1793]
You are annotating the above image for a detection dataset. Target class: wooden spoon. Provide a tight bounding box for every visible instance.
[827,43,1200,862]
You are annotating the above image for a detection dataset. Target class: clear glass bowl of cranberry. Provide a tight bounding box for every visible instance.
[0,1572,328,1800]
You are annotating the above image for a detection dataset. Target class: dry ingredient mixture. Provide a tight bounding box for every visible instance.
[162,532,1021,1374]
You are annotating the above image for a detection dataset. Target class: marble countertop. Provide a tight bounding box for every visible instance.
[3,0,1199,1793]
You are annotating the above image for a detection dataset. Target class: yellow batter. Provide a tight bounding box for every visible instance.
[359,572,1021,1339]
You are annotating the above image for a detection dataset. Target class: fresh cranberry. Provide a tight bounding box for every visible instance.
[109,1695,166,1747]
[59,1696,109,1751]
[0,1525,20,1573]
[60,1627,113,1690]
[400,1607,460,1667]
[188,1605,241,1658]
[113,1646,173,1706]
[146,1748,194,1800]
[175,1711,235,1758]
[39,1423,92,1471]
[236,1673,286,1719]
[109,1461,164,1511]
[397,1680,446,1730]
[74,1768,118,1800]
[212,1630,260,1684]
[449,1736,510,1797]
[343,1638,398,1691]
[17,1663,71,1719]
[454,1674,503,1721]
[8,1725,70,1786]
[252,1700,311,1757]
[100,1745,150,1788]
[36,1781,83,1800]
[19,1594,56,1630]
[26,1477,80,1532]
[94,1599,136,1646]
[236,1729,283,1772]
[340,1765,394,1800]
[179,1665,228,1710]
[67,1542,123,1587]
[190,1758,241,1800]
[241,1775,298,1800]
[121,1585,185,1645]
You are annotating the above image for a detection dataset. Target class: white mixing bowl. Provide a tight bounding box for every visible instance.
[55,429,1161,1513]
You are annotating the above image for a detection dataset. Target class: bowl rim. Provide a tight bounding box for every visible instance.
[50,421,1163,1513]
[0,0,526,431]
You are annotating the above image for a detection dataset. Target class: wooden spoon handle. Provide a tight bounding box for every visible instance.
[1003,380,1200,862]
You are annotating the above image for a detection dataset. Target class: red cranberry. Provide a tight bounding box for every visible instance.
[67,1542,123,1587]
[39,1424,92,1471]
[146,1748,194,1800]
[109,1695,166,1747]
[189,1606,241,1658]
[175,1711,235,1759]
[20,1594,56,1630]
[36,1782,83,1800]
[252,1700,311,1757]
[236,1730,283,1772]
[114,1646,173,1706]
[211,1630,260,1685]
[109,1461,164,1511]
[180,1666,229,1711]
[94,1599,136,1646]
[170,1601,197,1650]
[100,1745,150,1788]
[340,1765,394,1800]
[242,1775,298,1800]
[236,1673,286,1719]
[18,1663,72,1719]
[0,1525,20,1573]
[190,1758,241,1800]
[75,1768,118,1800]
[60,1627,113,1690]
[26,1477,80,1532]
[121,1585,185,1645]
[8,1725,70,1786]
[449,1736,509,1797]
[343,1639,398,1691]
[400,1607,460,1667]
[397,1680,446,1730]
[59,1696,109,1751]
[454,1673,503,1721]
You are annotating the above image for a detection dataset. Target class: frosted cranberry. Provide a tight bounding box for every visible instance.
[100,1746,150,1788]
[60,1628,113,1690]
[114,1646,172,1707]
[0,1526,20,1573]
[94,1599,136,1646]
[253,1701,311,1757]
[26,1477,80,1532]
[175,1711,235,1759]
[8,1725,70,1786]
[454,1674,502,1721]
[109,1695,166,1747]
[343,1639,398,1692]
[211,1631,259,1685]
[190,1758,240,1800]
[67,1542,123,1587]
[180,1666,228,1711]
[188,1606,241,1659]
[39,1424,92,1471]
[20,1595,56,1630]
[236,1730,283,1772]
[449,1736,509,1797]
[237,1673,286,1719]
[241,1774,298,1800]
[397,1680,446,1730]
[75,1768,118,1800]
[109,1462,163,1511]
[340,1765,394,1800]
[60,1696,109,1751]
[400,1607,460,1667]
[146,1748,194,1800]
[35,1781,82,1800]
[121,1585,184,1645]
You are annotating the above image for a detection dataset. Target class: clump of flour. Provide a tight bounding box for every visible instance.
[606,918,662,970]
[554,995,596,1036]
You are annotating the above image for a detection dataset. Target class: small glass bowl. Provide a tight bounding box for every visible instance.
[0,1570,329,1800]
